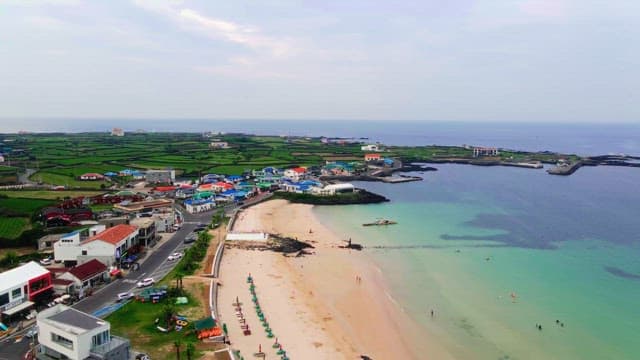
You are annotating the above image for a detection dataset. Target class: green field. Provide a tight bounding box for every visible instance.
[0,197,54,215]
[0,217,30,239]
[30,171,109,189]
[0,190,105,199]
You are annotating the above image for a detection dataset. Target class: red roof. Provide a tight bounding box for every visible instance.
[52,278,73,285]
[214,181,234,189]
[81,173,104,178]
[66,259,107,281]
[155,186,176,192]
[84,224,137,245]
[365,153,381,158]
[291,167,306,173]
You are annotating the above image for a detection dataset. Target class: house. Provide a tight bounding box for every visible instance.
[146,169,175,184]
[111,128,125,137]
[130,217,157,247]
[184,198,215,214]
[201,174,223,184]
[54,227,104,266]
[0,155,4,163]
[118,169,144,179]
[361,144,382,152]
[209,141,229,149]
[473,147,499,158]
[38,234,65,252]
[364,153,381,162]
[0,262,52,320]
[103,172,118,178]
[312,183,355,196]
[212,181,235,192]
[58,259,108,297]
[322,162,354,176]
[283,167,307,182]
[113,199,173,214]
[78,173,104,181]
[226,175,243,183]
[36,304,130,360]
[76,224,139,267]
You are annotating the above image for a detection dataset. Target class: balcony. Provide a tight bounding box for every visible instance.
[90,336,130,359]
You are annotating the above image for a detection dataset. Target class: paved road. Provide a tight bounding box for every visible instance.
[0,207,218,360]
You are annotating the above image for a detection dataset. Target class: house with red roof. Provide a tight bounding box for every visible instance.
[77,224,139,267]
[364,153,382,162]
[212,181,235,192]
[59,259,108,297]
[283,167,307,182]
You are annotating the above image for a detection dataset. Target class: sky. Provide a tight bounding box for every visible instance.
[0,0,638,124]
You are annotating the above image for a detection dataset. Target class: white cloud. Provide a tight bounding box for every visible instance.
[23,15,67,29]
[133,1,291,57]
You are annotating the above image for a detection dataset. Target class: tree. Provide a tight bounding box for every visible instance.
[186,343,195,360]
[174,340,182,360]
[2,251,19,267]
[174,271,184,290]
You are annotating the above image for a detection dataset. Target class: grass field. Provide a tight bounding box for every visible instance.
[30,171,108,189]
[0,190,105,199]
[0,197,54,215]
[0,217,30,239]
[107,291,206,359]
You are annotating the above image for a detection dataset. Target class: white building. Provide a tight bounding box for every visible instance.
[209,141,229,149]
[361,144,382,152]
[0,155,4,163]
[36,304,130,360]
[77,224,139,267]
[283,167,307,182]
[110,128,124,137]
[472,147,499,157]
[0,262,52,320]
[54,226,106,265]
[145,169,176,184]
[312,183,355,196]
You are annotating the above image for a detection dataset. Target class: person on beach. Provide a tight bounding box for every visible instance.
[430,309,434,317]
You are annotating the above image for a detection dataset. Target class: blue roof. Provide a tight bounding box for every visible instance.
[221,189,237,195]
[227,175,242,180]
[383,158,394,165]
[62,229,83,238]
[234,191,247,198]
[104,172,118,176]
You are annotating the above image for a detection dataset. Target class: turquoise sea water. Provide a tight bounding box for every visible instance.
[314,164,640,359]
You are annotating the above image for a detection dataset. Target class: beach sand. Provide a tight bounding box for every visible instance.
[217,199,454,359]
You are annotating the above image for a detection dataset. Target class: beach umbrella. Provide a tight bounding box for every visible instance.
[277,345,285,355]
[272,338,279,347]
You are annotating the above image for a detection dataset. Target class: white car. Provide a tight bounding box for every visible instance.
[136,278,155,288]
[117,292,135,302]
[39,257,52,266]
[167,252,183,261]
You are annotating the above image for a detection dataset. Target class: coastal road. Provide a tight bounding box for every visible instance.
[0,207,218,360]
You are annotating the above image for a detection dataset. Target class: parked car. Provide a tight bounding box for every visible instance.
[136,278,155,288]
[25,326,38,338]
[117,292,135,302]
[167,252,183,261]
[184,233,197,244]
[39,257,52,266]
[193,225,208,232]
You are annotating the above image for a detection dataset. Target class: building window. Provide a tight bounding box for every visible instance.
[51,333,74,349]
[0,293,9,307]
[11,288,21,299]
[91,330,110,348]
[30,278,49,292]
[82,250,87,255]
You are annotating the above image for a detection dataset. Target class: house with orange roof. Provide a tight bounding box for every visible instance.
[283,167,307,182]
[54,224,139,267]
[78,224,139,267]
[364,153,382,162]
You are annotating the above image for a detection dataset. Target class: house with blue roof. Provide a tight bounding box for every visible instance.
[226,175,243,182]
[184,198,215,213]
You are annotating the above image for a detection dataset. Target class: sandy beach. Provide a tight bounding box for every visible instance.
[217,199,454,359]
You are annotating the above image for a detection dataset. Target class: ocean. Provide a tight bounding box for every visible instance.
[314,164,640,359]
